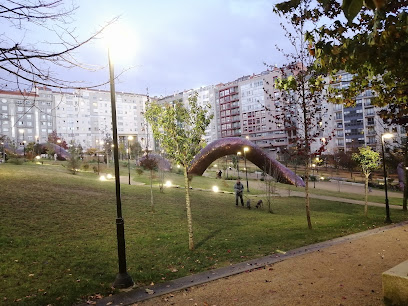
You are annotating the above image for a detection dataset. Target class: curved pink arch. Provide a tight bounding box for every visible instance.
[189,137,305,187]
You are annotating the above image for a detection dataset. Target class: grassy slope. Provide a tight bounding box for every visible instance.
[0,163,407,305]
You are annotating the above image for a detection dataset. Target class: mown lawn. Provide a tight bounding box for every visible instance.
[1,163,407,305]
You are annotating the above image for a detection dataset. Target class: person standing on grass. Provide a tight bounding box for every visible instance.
[234,179,244,206]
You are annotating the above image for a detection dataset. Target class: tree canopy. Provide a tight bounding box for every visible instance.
[275,0,408,123]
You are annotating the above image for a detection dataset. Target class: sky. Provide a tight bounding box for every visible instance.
[3,0,293,97]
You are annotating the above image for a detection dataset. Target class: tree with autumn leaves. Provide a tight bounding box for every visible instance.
[275,0,408,220]
[271,0,333,230]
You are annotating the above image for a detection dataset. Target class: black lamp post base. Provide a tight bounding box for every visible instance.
[384,217,392,224]
[113,272,134,289]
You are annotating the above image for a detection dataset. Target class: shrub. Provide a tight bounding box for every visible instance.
[82,163,90,171]
[8,158,23,165]
[135,168,144,176]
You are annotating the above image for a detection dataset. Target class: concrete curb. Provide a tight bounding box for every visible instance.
[93,221,408,306]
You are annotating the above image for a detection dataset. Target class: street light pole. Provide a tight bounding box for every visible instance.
[312,163,316,188]
[108,47,134,289]
[237,151,241,179]
[19,129,25,157]
[127,136,133,185]
[381,133,393,224]
[244,147,249,192]
[57,139,62,159]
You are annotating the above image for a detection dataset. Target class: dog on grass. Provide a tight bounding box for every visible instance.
[246,199,251,209]
[255,200,263,209]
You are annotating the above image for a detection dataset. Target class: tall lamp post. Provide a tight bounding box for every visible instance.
[312,163,316,188]
[19,129,25,157]
[381,133,393,224]
[243,147,249,192]
[57,139,62,158]
[237,151,241,179]
[127,136,133,185]
[108,47,134,288]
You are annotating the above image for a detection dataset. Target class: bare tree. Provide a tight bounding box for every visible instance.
[272,0,334,229]
[0,0,115,90]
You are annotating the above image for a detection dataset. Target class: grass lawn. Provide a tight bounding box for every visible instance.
[1,163,407,305]
[130,168,266,195]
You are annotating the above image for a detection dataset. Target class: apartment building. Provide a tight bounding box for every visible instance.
[0,86,55,148]
[157,86,218,145]
[54,89,151,150]
[330,72,403,153]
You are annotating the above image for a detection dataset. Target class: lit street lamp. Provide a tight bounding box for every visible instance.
[381,133,393,224]
[243,147,249,192]
[127,136,133,185]
[108,45,133,288]
[57,139,62,158]
[237,151,241,179]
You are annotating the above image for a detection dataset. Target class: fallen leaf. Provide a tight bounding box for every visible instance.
[145,288,154,295]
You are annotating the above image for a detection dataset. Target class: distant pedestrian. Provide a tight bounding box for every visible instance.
[234,179,244,206]
[217,170,222,179]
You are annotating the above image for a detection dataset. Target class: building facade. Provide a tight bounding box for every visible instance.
[54,89,151,150]
[0,86,55,149]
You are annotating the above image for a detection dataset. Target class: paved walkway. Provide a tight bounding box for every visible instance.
[273,188,403,210]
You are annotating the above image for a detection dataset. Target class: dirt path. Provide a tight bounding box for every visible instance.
[136,223,408,306]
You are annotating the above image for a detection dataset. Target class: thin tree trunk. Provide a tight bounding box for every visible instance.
[364,173,369,217]
[404,139,408,211]
[302,84,312,229]
[150,169,155,212]
[305,161,312,229]
[184,166,194,250]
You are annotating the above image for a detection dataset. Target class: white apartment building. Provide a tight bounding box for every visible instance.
[54,89,152,150]
[157,86,219,145]
[0,86,55,148]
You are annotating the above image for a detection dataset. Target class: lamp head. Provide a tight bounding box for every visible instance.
[382,133,393,140]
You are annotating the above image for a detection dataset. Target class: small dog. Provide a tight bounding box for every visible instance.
[255,200,263,209]
[246,199,251,209]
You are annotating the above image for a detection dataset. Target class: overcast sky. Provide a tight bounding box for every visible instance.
[4,0,293,97]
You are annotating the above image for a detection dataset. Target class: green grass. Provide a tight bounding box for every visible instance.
[132,168,266,195]
[1,163,407,305]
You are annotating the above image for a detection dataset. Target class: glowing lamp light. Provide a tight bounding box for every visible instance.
[35,155,41,160]
[107,174,113,179]
[177,165,181,168]
[103,23,138,65]
[212,186,219,193]
[165,180,172,187]
[382,133,393,140]
[100,175,107,181]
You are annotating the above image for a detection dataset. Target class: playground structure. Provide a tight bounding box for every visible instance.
[189,137,305,187]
